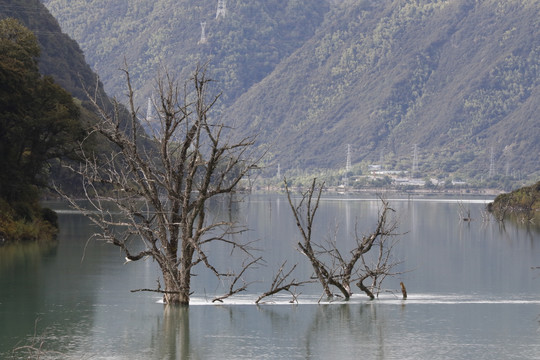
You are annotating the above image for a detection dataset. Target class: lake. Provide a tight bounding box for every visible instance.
[1,194,539,359]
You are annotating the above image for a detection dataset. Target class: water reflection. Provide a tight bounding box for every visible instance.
[155,306,191,359]
[0,240,58,274]
[150,302,417,359]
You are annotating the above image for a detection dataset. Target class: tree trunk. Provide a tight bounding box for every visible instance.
[400,281,407,299]
[357,279,375,300]
[162,270,191,306]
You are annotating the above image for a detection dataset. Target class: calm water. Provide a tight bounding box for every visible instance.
[1,194,539,359]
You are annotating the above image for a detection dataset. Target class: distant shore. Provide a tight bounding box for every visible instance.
[252,184,502,198]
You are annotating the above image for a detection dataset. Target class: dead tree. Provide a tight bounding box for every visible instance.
[61,64,259,306]
[285,178,403,300]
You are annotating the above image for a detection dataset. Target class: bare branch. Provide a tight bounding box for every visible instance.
[212,257,262,303]
[256,262,313,304]
[130,289,183,294]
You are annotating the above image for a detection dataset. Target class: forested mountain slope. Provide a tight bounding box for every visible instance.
[0,0,125,175]
[0,0,133,199]
[0,0,102,100]
[41,0,329,107]
[41,0,540,181]
[225,0,540,179]
[0,0,97,242]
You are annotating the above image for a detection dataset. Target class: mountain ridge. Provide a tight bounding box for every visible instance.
[224,0,540,178]
[41,0,540,183]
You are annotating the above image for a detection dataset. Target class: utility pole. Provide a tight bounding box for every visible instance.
[412,144,418,175]
[346,144,352,172]
[344,144,352,188]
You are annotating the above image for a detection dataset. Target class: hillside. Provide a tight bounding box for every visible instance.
[0,0,104,100]
[41,0,329,108]
[1,0,129,182]
[489,181,540,222]
[0,8,87,242]
[224,0,540,180]
[1,0,143,239]
[41,0,540,184]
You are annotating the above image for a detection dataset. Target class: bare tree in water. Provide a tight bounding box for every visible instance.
[62,64,259,305]
[285,178,405,300]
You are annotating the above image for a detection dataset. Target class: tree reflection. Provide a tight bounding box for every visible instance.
[255,302,396,359]
[303,304,390,358]
[155,306,192,359]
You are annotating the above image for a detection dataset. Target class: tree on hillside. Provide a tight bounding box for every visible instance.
[0,18,83,196]
[285,178,404,300]
[62,64,260,305]
[488,181,540,223]
[0,18,83,241]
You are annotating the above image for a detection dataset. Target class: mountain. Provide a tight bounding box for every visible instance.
[41,0,540,182]
[0,0,134,197]
[0,0,97,242]
[40,0,329,108]
[0,0,104,100]
[224,0,540,178]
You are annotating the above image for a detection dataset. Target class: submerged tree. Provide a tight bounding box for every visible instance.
[285,178,404,300]
[62,64,259,305]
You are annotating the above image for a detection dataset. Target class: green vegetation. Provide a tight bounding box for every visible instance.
[0,0,101,101]
[42,0,540,189]
[0,0,535,200]
[0,0,174,242]
[42,0,329,108]
[222,0,540,188]
[0,18,84,243]
[488,181,540,223]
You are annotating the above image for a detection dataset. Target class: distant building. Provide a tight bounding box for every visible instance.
[374,170,405,175]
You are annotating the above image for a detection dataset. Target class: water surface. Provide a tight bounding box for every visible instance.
[1,195,539,359]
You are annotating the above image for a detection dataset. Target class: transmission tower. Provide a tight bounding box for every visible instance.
[342,144,351,188]
[216,0,227,19]
[346,144,352,172]
[277,163,281,179]
[412,144,418,174]
[489,147,495,178]
[199,22,207,44]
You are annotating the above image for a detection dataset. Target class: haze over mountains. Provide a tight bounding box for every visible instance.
[35,0,540,180]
